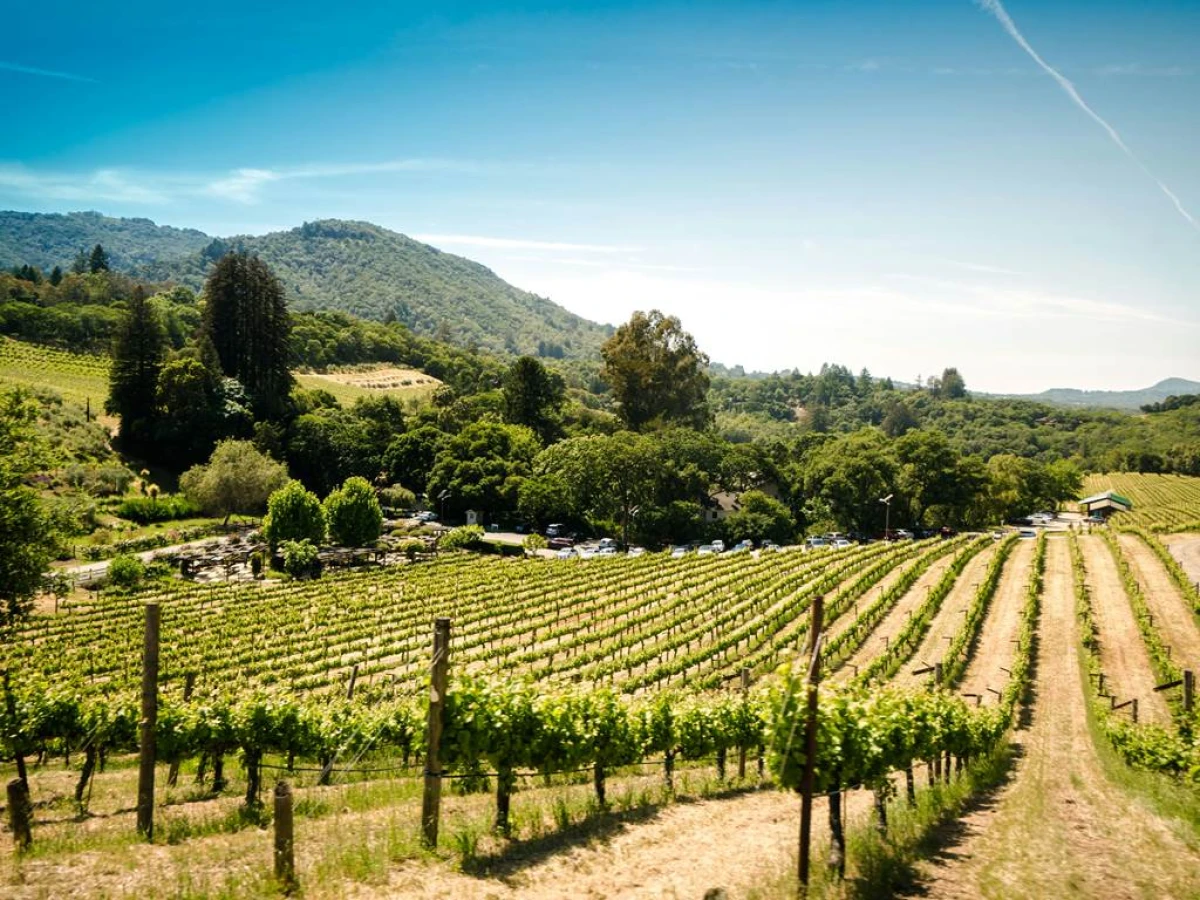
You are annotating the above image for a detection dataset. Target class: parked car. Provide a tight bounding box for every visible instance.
[805,536,828,549]
[732,539,754,552]
[697,544,717,556]
[761,540,780,551]
[627,546,646,557]
[555,547,574,559]
[414,510,438,522]
[545,523,567,538]
[598,537,618,551]
[711,539,725,553]
[548,536,575,550]
[596,546,619,557]
[670,545,689,558]
[832,538,852,549]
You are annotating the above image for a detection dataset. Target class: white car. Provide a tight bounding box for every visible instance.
[832,538,852,549]
[670,546,689,559]
[711,540,725,553]
[805,537,828,549]
[596,546,619,557]
[627,546,646,558]
[697,544,716,556]
[555,548,574,559]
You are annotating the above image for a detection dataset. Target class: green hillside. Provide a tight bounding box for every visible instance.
[0,210,210,271]
[0,211,611,360]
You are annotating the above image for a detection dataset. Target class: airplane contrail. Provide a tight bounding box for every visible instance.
[977,0,1198,232]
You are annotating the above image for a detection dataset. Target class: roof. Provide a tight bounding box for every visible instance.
[1079,491,1133,510]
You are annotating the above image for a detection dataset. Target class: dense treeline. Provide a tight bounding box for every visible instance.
[710,363,1200,476]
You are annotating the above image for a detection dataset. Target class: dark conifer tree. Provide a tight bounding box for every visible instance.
[49,265,63,286]
[201,252,293,420]
[88,244,110,273]
[106,286,167,448]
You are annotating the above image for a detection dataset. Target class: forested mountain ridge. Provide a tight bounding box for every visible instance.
[0,210,210,270]
[0,211,612,360]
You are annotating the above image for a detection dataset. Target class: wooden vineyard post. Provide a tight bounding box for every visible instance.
[274,781,296,892]
[137,602,161,841]
[738,668,750,780]
[346,664,359,701]
[1185,671,1195,715]
[2,671,29,795]
[7,778,32,852]
[797,594,824,896]
[421,617,451,848]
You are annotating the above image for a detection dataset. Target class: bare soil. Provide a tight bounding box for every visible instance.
[911,537,1200,900]
[1077,535,1170,724]
[891,542,1000,690]
[300,367,440,389]
[1117,533,1200,669]
[1164,533,1200,589]
[956,539,1035,703]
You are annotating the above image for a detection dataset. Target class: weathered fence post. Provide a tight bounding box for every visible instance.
[137,602,161,841]
[421,617,451,848]
[7,778,32,852]
[346,664,359,701]
[1184,670,1194,715]
[798,594,825,895]
[274,781,296,892]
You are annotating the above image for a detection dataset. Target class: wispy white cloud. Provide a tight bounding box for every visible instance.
[1095,62,1191,77]
[0,165,168,203]
[412,234,642,254]
[0,158,524,206]
[845,59,883,73]
[977,0,1199,233]
[0,60,96,83]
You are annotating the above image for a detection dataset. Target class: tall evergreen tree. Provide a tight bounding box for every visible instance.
[49,265,63,286]
[71,248,89,274]
[201,252,293,420]
[88,244,110,273]
[107,287,167,448]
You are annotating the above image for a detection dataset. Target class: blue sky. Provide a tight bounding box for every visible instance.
[2,0,1198,392]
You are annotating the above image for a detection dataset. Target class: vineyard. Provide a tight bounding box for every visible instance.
[1082,471,1200,532]
[0,336,109,407]
[3,530,1200,898]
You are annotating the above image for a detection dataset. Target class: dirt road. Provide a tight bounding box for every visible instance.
[912,537,1200,900]
[1164,533,1200,588]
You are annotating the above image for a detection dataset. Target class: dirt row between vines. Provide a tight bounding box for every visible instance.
[831,551,961,681]
[1164,533,1200,588]
[1117,533,1200,669]
[955,539,1035,703]
[912,537,1200,900]
[1076,535,1170,725]
[890,542,1001,690]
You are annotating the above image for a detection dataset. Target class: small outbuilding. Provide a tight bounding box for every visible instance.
[1078,491,1133,519]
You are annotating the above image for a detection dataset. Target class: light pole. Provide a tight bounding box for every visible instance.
[438,489,451,522]
[879,493,893,540]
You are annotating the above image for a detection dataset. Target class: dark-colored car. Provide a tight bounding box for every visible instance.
[548,536,575,550]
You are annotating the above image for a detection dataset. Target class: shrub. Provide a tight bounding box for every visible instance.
[395,538,427,560]
[280,539,320,579]
[117,494,201,524]
[523,533,548,553]
[378,484,417,513]
[323,477,384,547]
[107,554,145,589]
[263,481,326,550]
[439,524,485,551]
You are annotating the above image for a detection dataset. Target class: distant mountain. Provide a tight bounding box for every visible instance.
[988,378,1200,410]
[0,211,612,360]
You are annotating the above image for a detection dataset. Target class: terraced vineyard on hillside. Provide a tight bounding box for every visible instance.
[2,531,1199,899]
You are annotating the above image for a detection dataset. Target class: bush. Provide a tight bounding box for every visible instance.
[263,481,326,550]
[523,533,548,553]
[323,477,384,547]
[117,494,201,524]
[439,524,485,551]
[378,484,417,513]
[279,539,321,579]
[107,554,145,589]
[395,538,427,560]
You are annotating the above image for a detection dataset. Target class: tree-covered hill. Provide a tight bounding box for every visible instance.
[0,210,210,271]
[987,377,1200,411]
[0,212,612,360]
